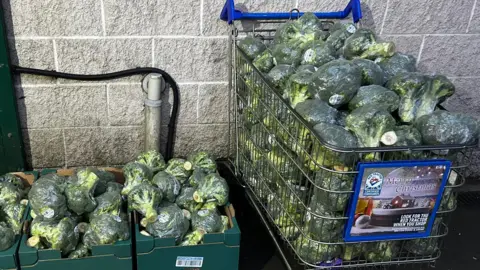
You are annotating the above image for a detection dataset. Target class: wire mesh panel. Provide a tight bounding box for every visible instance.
[229,17,477,269]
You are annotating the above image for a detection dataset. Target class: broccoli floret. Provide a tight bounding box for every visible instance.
[146,204,189,243]
[29,176,68,220]
[83,214,129,247]
[0,173,25,191]
[348,85,400,112]
[1,202,26,234]
[191,208,223,233]
[346,106,396,148]
[186,151,217,174]
[377,52,417,82]
[152,171,181,203]
[352,58,385,85]
[193,174,229,206]
[301,42,336,67]
[89,188,123,220]
[238,36,267,60]
[175,187,198,213]
[127,183,162,226]
[68,243,90,259]
[65,168,100,215]
[388,73,455,122]
[253,49,275,73]
[415,110,480,145]
[295,99,339,125]
[308,59,362,107]
[0,222,15,251]
[284,69,314,108]
[122,162,153,196]
[266,64,296,90]
[0,182,21,206]
[180,229,206,246]
[364,241,398,262]
[343,28,395,60]
[188,169,207,188]
[295,235,342,264]
[165,158,193,185]
[91,169,115,197]
[29,217,79,255]
[136,150,167,173]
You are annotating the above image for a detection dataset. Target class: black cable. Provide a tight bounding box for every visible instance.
[11,65,179,160]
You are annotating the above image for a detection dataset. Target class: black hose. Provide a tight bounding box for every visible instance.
[11,66,179,160]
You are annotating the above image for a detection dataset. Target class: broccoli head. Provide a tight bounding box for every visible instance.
[191,208,223,233]
[83,214,130,247]
[385,125,424,160]
[388,73,455,122]
[252,49,275,73]
[266,64,296,90]
[152,171,181,203]
[29,216,79,255]
[295,235,342,264]
[301,41,336,67]
[165,158,193,185]
[346,106,396,148]
[325,22,357,52]
[1,202,26,234]
[186,151,217,174]
[135,150,167,173]
[415,110,479,146]
[312,171,354,212]
[0,182,21,206]
[193,173,229,206]
[238,36,267,60]
[65,168,100,215]
[377,52,417,82]
[351,58,385,86]
[91,169,115,197]
[364,241,398,262]
[271,43,303,66]
[274,19,318,49]
[29,176,68,220]
[175,187,199,213]
[127,183,162,226]
[284,69,314,108]
[0,173,25,191]
[308,59,362,107]
[306,122,358,171]
[122,162,153,196]
[348,85,400,113]
[68,243,90,259]
[180,229,206,246]
[89,188,123,220]
[145,204,189,243]
[295,99,339,125]
[188,169,207,188]
[343,28,395,60]
[0,222,15,251]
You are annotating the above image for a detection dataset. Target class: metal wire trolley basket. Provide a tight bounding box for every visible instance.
[222,0,478,268]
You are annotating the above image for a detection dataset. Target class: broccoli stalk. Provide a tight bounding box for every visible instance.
[180,229,206,246]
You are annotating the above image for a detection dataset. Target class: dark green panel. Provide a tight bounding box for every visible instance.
[0,7,25,173]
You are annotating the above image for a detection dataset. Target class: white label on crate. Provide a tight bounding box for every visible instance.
[42,208,54,219]
[329,94,344,106]
[158,213,170,223]
[175,256,203,268]
[303,49,315,63]
[346,24,356,33]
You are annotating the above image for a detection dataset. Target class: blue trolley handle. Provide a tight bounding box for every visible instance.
[220,0,362,24]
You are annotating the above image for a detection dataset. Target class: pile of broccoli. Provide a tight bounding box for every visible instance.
[237,12,479,265]
[123,151,230,246]
[0,173,30,251]
[26,168,129,258]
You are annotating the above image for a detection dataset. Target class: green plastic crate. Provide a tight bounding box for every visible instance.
[0,171,37,270]
[136,204,241,270]
[18,168,134,270]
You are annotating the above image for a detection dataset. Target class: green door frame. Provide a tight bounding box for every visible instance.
[0,8,25,173]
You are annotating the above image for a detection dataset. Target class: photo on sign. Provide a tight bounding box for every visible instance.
[344,161,451,242]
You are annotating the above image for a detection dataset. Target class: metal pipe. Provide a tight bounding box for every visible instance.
[145,74,165,152]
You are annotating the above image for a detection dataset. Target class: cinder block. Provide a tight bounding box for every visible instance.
[382,0,474,34]
[162,84,198,125]
[173,124,229,158]
[22,129,65,168]
[2,0,103,36]
[64,126,144,166]
[108,84,145,126]
[154,38,228,82]
[104,0,200,36]
[198,83,229,124]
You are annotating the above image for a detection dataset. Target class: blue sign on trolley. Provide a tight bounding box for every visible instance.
[344,160,452,242]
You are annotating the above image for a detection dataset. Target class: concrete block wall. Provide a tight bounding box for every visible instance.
[3,0,480,174]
